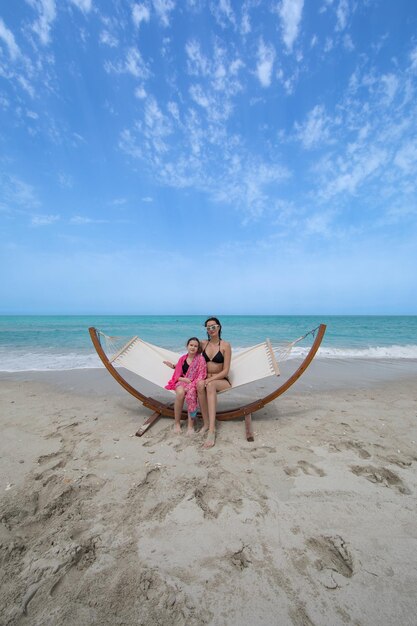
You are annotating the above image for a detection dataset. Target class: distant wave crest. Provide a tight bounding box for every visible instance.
[1,344,417,372]
[281,344,417,360]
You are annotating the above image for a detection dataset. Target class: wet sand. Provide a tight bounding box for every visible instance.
[1,362,417,625]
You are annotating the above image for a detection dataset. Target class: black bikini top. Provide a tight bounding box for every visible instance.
[202,341,224,364]
[182,360,189,375]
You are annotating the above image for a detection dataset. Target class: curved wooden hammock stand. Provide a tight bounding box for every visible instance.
[89,324,327,441]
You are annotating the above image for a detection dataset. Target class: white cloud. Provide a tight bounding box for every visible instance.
[105,47,150,79]
[321,148,388,198]
[126,47,148,78]
[394,141,417,174]
[135,85,147,99]
[58,173,73,188]
[167,101,179,120]
[184,39,243,119]
[0,18,20,60]
[241,10,251,35]
[132,4,151,28]
[210,0,236,29]
[304,210,335,236]
[213,160,291,220]
[28,0,57,45]
[185,39,209,76]
[141,196,153,202]
[17,75,35,98]
[343,34,354,51]
[189,84,210,109]
[256,39,275,87]
[69,0,92,13]
[336,0,349,31]
[380,73,399,105]
[277,0,304,52]
[324,37,333,52]
[100,30,118,47]
[142,96,173,153]
[111,197,128,206]
[31,214,60,225]
[294,104,333,149]
[1,175,40,208]
[410,46,417,72]
[70,215,108,224]
[152,0,175,27]
[0,94,9,109]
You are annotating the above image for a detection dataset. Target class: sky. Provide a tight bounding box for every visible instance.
[0,0,417,315]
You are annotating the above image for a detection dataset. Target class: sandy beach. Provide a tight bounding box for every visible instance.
[1,361,417,626]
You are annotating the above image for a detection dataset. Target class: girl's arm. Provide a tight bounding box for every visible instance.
[163,360,176,369]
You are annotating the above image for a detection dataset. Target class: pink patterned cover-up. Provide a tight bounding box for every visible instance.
[165,353,207,413]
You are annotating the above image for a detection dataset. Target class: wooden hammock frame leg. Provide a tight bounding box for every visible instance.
[245,413,254,442]
[135,411,162,437]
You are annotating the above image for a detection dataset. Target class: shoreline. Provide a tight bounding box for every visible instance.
[1,365,416,624]
[1,356,417,393]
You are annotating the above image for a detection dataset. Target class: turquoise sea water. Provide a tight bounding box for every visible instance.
[0,315,416,371]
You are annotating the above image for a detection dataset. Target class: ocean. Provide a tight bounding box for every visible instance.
[0,315,416,372]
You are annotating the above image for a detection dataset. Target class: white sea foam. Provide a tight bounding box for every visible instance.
[0,351,102,372]
[1,344,417,372]
[280,344,417,360]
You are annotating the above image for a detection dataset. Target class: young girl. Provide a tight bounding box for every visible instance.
[164,337,207,435]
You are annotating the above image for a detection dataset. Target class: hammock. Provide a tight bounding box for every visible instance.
[89,324,327,440]
[102,335,280,391]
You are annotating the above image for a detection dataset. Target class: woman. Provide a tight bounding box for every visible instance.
[164,337,207,435]
[197,317,231,448]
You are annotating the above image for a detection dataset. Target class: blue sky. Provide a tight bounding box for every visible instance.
[1,0,416,315]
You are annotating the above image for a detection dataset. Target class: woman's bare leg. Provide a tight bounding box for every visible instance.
[197,380,209,433]
[174,387,185,433]
[203,379,231,448]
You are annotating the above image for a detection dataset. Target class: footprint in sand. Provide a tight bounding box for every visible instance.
[306,534,354,589]
[142,425,173,447]
[127,469,197,523]
[350,465,411,494]
[340,422,354,433]
[249,446,276,459]
[228,544,252,570]
[284,460,326,477]
[377,454,413,468]
[329,439,371,459]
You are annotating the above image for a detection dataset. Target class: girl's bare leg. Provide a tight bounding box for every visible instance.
[187,413,195,436]
[174,387,185,433]
[203,379,231,449]
[197,381,209,433]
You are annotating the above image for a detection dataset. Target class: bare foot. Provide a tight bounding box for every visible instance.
[187,428,196,436]
[199,425,208,435]
[203,431,216,449]
[173,423,182,434]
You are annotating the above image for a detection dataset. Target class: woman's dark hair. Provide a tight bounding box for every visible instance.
[187,337,202,354]
[204,316,222,339]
